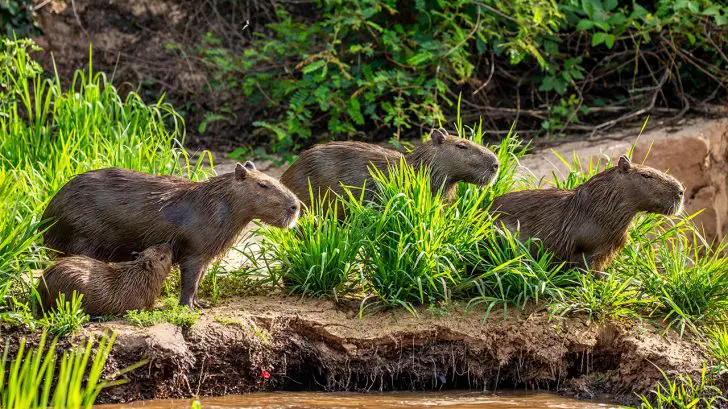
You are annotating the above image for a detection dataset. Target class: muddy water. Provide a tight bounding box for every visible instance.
[98,392,623,409]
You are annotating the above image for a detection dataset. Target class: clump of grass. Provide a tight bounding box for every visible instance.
[39,292,89,338]
[0,330,141,409]
[634,366,725,409]
[465,227,578,318]
[550,273,648,322]
[704,326,728,374]
[125,297,200,328]
[253,190,368,300]
[353,160,493,313]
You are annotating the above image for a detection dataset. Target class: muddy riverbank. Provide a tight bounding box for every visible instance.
[32,297,703,406]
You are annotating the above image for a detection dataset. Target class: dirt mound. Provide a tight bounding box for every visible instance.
[63,297,704,406]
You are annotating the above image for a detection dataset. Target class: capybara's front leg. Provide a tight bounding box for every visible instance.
[180,256,205,309]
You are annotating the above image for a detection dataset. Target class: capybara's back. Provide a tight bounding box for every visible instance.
[42,168,187,261]
[281,129,500,208]
[281,142,402,206]
[39,244,173,316]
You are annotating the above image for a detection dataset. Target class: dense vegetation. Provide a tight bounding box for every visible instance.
[0,35,727,407]
[191,0,728,151]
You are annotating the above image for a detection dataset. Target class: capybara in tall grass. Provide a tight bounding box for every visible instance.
[281,128,500,208]
[39,244,173,316]
[491,156,684,271]
[42,162,300,308]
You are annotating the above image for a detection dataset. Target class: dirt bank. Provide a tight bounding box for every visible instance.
[40,297,702,406]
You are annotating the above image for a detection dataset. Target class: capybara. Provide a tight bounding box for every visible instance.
[39,244,173,316]
[280,128,500,208]
[42,161,300,308]
[491,155,684,271]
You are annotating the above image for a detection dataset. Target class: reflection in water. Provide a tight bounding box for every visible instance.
[97,391,623,409]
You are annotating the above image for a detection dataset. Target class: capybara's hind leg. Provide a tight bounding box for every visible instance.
[179,256,204,309]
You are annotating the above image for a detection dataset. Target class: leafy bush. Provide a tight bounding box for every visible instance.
[0,0,39,37]
[194,0,727,150]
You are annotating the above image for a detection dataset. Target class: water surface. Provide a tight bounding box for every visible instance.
[98,391,623,409]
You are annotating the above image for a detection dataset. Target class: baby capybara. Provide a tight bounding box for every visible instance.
[42,161,300,308]
[39,244,173,316]
[491,156,684,271]
[281,128,500,208]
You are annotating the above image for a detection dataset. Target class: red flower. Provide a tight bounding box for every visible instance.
[260,370,271,379]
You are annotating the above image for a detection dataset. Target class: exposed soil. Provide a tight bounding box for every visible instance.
[18,296,700,406]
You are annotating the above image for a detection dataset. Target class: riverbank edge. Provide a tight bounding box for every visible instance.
[0,296,711,406]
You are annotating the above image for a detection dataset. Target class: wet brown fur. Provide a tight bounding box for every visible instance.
[281,129,500,208]
[42,162,300,307]
[39,245,173,316]
[491,156,685,271]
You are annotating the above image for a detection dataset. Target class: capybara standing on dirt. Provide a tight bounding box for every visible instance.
[42,162,300,308]
[39,244,173,316]
[281,128,500,208]
[491,156,684,271]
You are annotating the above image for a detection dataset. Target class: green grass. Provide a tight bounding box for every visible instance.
[0,330,141,409]
[39,292,90,338]
[125,297,201,328]
[633,366,725,409]
[253,190,369,300]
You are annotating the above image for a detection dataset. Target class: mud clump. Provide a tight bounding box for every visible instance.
[42,162,300,308]
[58,296,704,406]
[39,244,173,316]
[492,155,684,270]
[281,128,500,209]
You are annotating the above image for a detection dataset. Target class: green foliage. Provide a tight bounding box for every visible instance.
[195,0,727,148]
[0,38,211,328]
[550,273,647,322]
[705,326,728,373]
[634,366,725,409]
[125,297,201,328]
[254,191,368,299]
[0,331,137,409]
[39,292,90,338]
[0,1,40,37]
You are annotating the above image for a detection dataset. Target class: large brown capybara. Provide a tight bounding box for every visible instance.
[491,155,684,271]
[280,128,500,209]
[39,244,173,316]
[42,161,300,308]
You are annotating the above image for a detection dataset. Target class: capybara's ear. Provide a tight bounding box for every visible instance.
[430,128,447,146]
[244,161,256,170]
[131,251,140,259]
[235,163,249,180]
[618,155,631,172]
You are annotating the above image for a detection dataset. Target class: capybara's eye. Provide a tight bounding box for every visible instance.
[257,182,270,189]
[641,174,653,179]
[456,144,468,150]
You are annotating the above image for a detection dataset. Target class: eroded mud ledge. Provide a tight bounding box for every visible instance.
[49,296,703,406]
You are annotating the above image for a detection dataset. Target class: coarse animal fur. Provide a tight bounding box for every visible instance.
[39,244,173,316]
[281,128,500,208]
[491,156,684,271]
[42,161,300,308]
